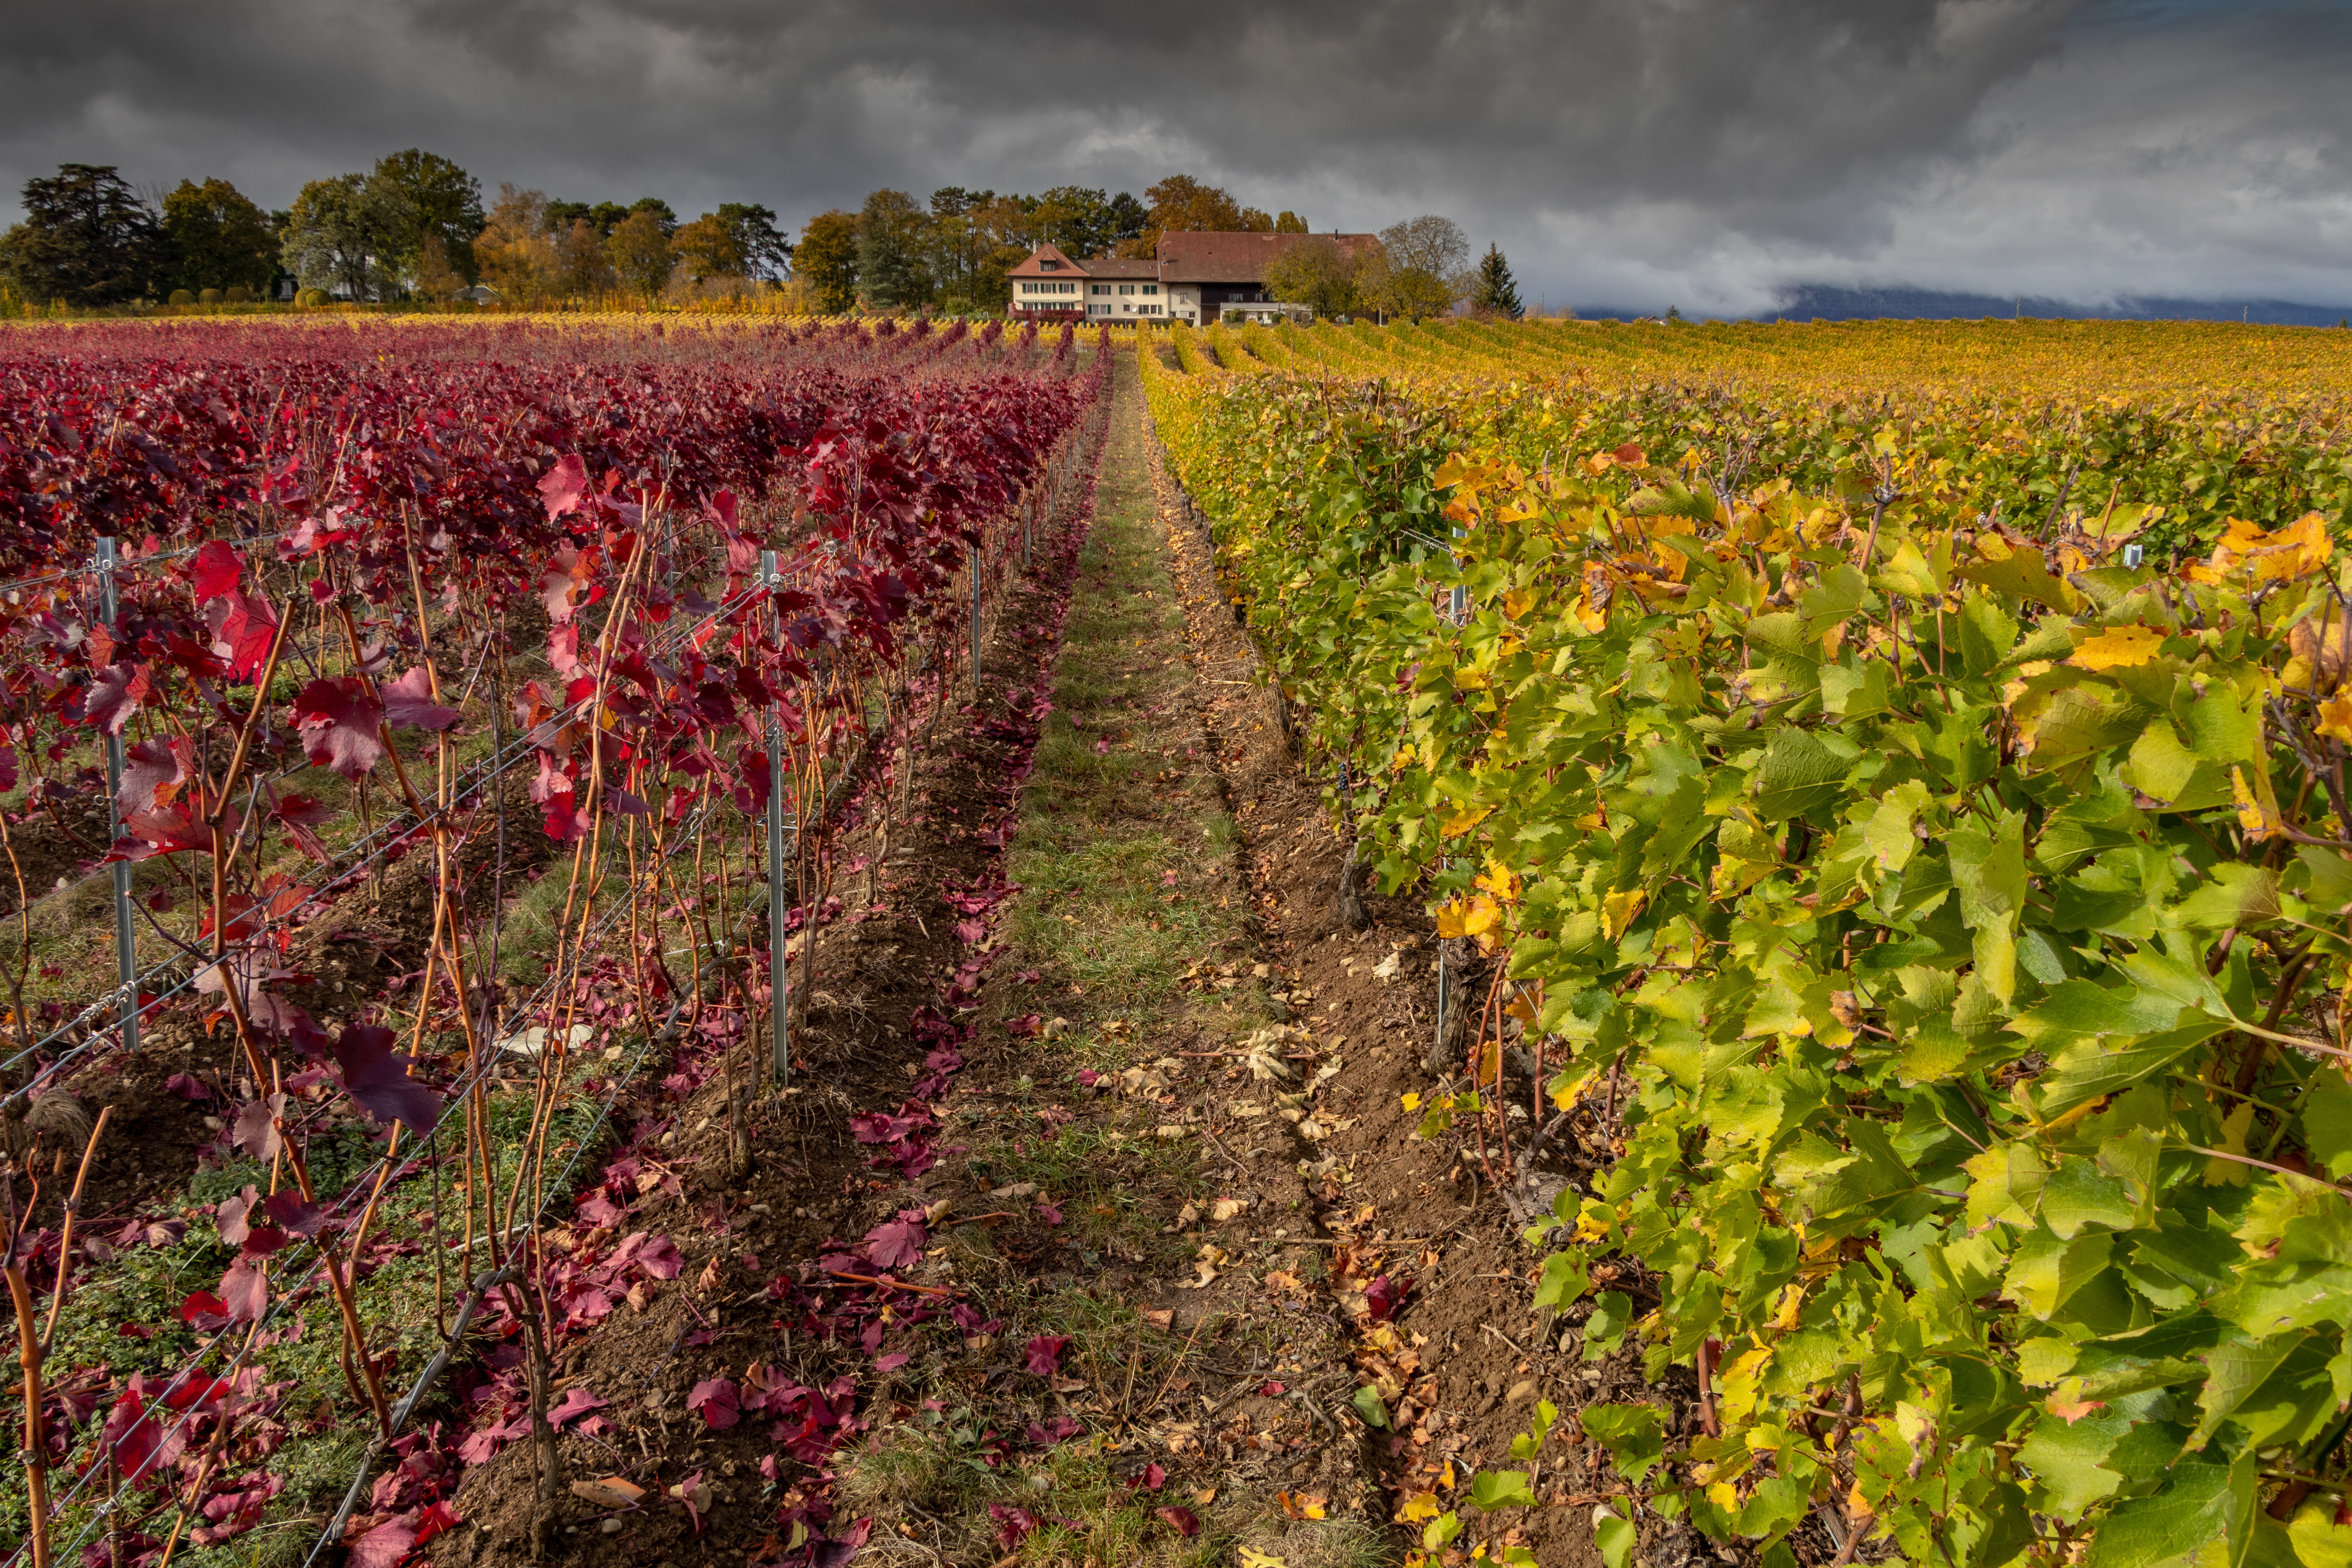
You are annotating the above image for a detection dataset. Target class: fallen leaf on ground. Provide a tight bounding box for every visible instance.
[569,1477,645,1509]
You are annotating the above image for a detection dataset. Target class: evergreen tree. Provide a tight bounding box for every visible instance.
[0,164,164,306]
[1471,243,1523,319]
[854,189,933,310]
[712,203,791,280]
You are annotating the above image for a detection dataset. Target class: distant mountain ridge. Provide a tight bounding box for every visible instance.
[1571,285,2352,327]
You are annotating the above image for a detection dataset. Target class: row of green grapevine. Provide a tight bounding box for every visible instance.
[1141,345,2352,1568]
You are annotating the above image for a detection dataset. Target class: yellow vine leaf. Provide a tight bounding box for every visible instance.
[2194,512,2331,586]
[1550,1070,1597,1112]
[2067,624,2167,671]
[2002,659,2055,711]
[2318,694,2352,744]
[1475,858,1522,902]
[1602,888,1647,940]
[2285,608,2352,694]
[1441,805,1492,837]
[2232,765,2284,842]
[1769,1283,1807,1330]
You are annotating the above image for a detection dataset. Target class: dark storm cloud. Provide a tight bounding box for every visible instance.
[3,0,2346,312]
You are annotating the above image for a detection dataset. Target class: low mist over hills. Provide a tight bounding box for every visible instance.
[1591,285,2352,327]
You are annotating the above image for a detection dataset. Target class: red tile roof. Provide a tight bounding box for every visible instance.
[1157,231,1381,283]
[1004,244,1082,278]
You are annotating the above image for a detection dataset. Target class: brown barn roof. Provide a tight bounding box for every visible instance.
[1005,244,1161,280]
[1073,257,1162,279]
[1157,231,1382,283]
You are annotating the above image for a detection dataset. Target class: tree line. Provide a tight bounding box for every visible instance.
[0,154,790,309]
[0,155,1524,320]
[1260,217,1523,322]
[793,176,1315,313]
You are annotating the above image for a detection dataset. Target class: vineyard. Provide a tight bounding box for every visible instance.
[1142,318,2352,1568]
[6,313,2352,1568]
[0,314,1113,1568]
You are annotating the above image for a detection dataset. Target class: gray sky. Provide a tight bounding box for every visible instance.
[4,0,2345,314]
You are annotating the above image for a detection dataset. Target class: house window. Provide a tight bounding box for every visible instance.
[1143,284,1158,296]
[1091,283,1108,295]
[1041,259,1058,271]
[1119,284,1134,295]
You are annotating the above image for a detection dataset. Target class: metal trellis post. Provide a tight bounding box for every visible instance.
[1449,524,1469,626]
[761,549,790,1087]
[1434,947,1450,1067]
[971,546,983,694]
[97,537,139,1055]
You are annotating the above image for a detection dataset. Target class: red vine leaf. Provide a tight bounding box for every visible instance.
[178,1290,230,1329]
[261,1189,326,1236]
[210,591,281,679]
[333,1023,444,1136]
[215,1185,262,1247]
[80,663,148,735]
[103,1387,168,1484]
[687,1378,740,1430]
[190,539,243,601]
[862,1216,927,1271]
[381,667,460,731]
[549,1387,609,1427]
[116,736,194,820]
[613,1232,684,1280]
[539,453,590,522]
[293,677,386,779]
[1364,1273,1411,1322]
[989,1504,1041,1551]
[230,1095,284,1161]
[219,1258,269,1322]
[346,1512,418,1568]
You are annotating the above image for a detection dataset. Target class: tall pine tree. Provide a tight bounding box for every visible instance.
[1471,243,1523,319]
[0,165,164,306]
